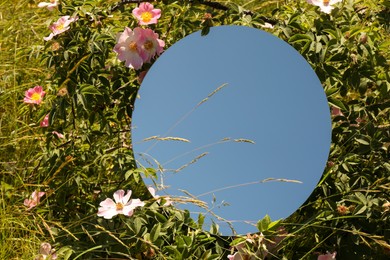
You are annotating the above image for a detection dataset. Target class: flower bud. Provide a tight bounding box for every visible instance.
[57,87,68,96]
[359,33,367,44]
[51,42,61,51]
[350,53,358,64]
[203,13,212,20]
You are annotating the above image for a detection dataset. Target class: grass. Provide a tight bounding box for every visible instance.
[0,1,56,258]
[0,192,44,259]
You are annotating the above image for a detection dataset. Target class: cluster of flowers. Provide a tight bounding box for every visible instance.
[306,0,342,14]
[113,2,164,70]
[23,86,65,138]
[227,229,288,260]
[97,187,172,219]
[40,2,164,70]
[38,0,76,41]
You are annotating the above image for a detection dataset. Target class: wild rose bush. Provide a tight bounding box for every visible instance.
[0,0,389,259]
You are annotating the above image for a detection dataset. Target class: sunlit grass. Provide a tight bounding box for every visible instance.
[0,188,46,259]
[0,1,55,258]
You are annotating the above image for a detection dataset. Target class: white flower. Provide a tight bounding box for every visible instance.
[97,190,145,219]
[38,0,59,11]
[261,22,274,29]
[307,0,342,14]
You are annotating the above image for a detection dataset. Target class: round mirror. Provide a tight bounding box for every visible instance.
[132,25,331,235]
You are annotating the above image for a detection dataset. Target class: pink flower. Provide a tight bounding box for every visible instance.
[148,187,172,206]
[306,0,342,14]
[138,28,165,63]
[97,190,145,219]
[36,242,57,260]
[38,0,59,11]
[114,27,164,69]
[132,2,161,25]
[331,106,344,117]
[44,16,76,41]
[318,252,337,260]
[227,243,246,260]
[40,114,50,127]
[52,131,64,139]
[24,86,46,105]
[113,27,145,70]
[227,252,243,260]
[24,190,45,210]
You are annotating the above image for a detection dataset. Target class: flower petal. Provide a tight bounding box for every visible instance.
[99,198,116,208]
[122,190,132,204]
[129,198,145,208]
[113,190,126,203]
[97,207,118,219]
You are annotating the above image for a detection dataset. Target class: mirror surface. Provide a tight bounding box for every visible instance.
[132,25,331,235]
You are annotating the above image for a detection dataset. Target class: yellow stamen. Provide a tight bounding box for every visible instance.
[31,93,41,101]
[116,202,124,211]
[323,0,330,5]
[56,24,64,31]
[143,40,154,51]
[128,41,138,52]
[141,12,152,23]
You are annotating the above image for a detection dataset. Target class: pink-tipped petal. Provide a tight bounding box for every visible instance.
[113,190,126,203]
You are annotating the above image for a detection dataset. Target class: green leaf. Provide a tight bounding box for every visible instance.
[80,85,102,95]
[288,34,313,43]
[328,97,347,111]
[354,205,367,215]
[198,213,205,229]
[144,168,157,178]
[355,137,370,145]
[325,87,339,97]
[327,52,347,62]
[201,26,210,36]
[150,223,161,242]
[323,29,338,39]
[124,170,133,180]
[267,219,282,231]
[257,214,271,232]
[200,250,212,259]
[230,237,246,247]
[355,192,367,204]
[315,42,323,53]
[133,218,143,234]
[210,222,219,235]
[57,246,75,260]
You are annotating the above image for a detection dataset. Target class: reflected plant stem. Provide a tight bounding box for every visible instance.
[178,188,237,235]
[196,178,303,198]
[137,137,256,191]
[143,83,228,153]
[162,137,236,166]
